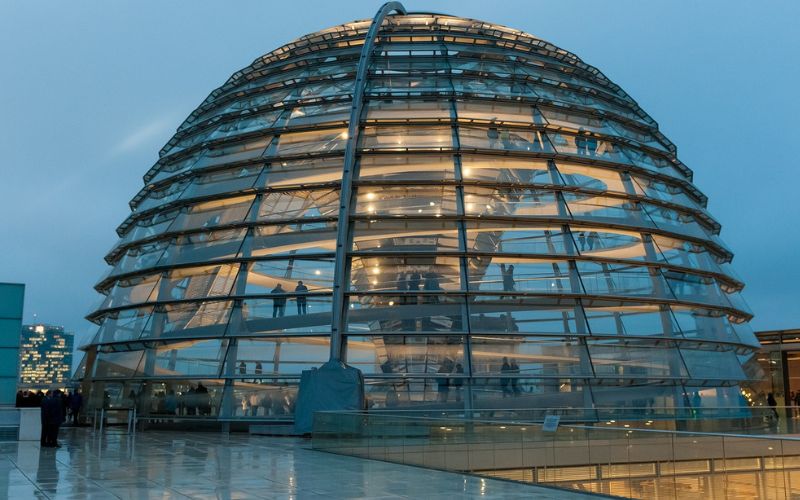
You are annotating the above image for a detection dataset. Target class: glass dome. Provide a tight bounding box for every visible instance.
[80,8,758,422]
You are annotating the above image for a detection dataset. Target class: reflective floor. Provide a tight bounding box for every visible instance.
[0,427,597,499]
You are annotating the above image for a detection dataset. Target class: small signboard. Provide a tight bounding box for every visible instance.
[542,415,561,432]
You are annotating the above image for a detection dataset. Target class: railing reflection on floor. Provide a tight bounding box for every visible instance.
[311,408,800,499]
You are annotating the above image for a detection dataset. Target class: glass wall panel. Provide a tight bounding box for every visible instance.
[345,335,465,376]
[117,209,180,248]
[352,219,460,253]
[576,261,667,298]
[468,258,573,294]
[538,105,616,135]
[150,152,203,184]
[565,194,648,226]
[556,162,627,194]
[208,110,281,140]
[587,339,687,378]
[95,306,155,343]
[591,384,680,411]
[227,379,298,417]
[225,337,330,376]
[623,147,684,179]
[367,76,452,94]
[358,154,455,182]
[245,222,337,257]
[465,222,573,255]
[157,228,246,267]
[297,79,354,99]
[242,259,335,294]
[274,128,347,156]
[456,101,536,125]
[258,157,343,187]
[470,335,590,377]
[93,351,145,379]
[549,132,631,164]
[463,187,560,217]
[168,195,255,233]
[285,101,350,128]
[179,166,262,200]
[100,273,161,311]
[651,235,722,274]
[366,99,450,121]
[670,306,739,343]
[136,179,190,212]
[144,339,227,378]
[192,138,270,170]
[459,126,551,152]
[239,297,333,335]
[630,175,702,210]
[461,155,551,185]
[141,300,233,340]
[349,255,462,293]
[607,120,667,151]
[469,296,584,335]
[346,295,465,333]
[354,186,458,216]
[360,125,453,150]
[680,347,746,381]
[582,302,675,338]
[136,379,222,416]
[641,202,708,239]
[663,271,728,307]
[570,227,646,261]
[110,240,168,277]
[453,78,537,98]
[151,264,239,302]
[255,189,339,221]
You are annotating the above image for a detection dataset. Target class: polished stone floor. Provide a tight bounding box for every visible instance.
[0,427,599,499]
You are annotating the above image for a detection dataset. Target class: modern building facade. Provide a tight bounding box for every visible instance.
[18,323,74,389]
[0,283,24,405]
[80,4,759,422]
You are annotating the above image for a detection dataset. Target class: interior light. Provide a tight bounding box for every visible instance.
[418,209,423,213]
[366,192,375,200]
[388,301,395,306]
[429,201,435,206]
[462,168,471,176]
[340,131,349,139]
[314,270,321,275]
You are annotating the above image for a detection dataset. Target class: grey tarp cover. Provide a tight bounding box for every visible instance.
[293,360,365,434]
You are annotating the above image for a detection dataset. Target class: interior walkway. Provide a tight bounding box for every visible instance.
[0,427,601,499]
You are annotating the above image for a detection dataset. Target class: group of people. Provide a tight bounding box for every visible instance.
[577,231,602,252]
[436,358,465,403]
[14,389,82,449]
[270,281,308,317]
[500,357,522,397]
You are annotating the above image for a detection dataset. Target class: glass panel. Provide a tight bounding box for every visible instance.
[258,157,343,187]
[345,335,466,376]
[354,186,458,216]
[565,193,648,226]
[623,147,684,179]
[468,258,573,294]
[100,273,161,311]
[179,166,262,200]
[586,339,688,378]
[367,76,452,94]
[226,337,330,376]
[464,187,560,217]
[246,222,337,257]
[357,154,455,182]
[346,295,465,334]
[456,101,536,125]
[538,105,616,135]
[663,271,728,307]
[630,175,702,210]
[360,125,453,150]
[641,203,708,239]
[606,120,667,151]
[255,188,339,221]
[227,379,299,417]
[145,339,227,378]
[465,222,573,255]
[470,335,590,377]
[366,99,450,121]
[469,296,585,335]
[459,126,552,152]
[274,128,347,156]
[452,78,537,98]
[651,236,721,275]
[576,261,667,298]
[680,347,746,380]
[136,179,190,212]
[151,264,239,302]
[93,351,145,379]
[167,195,255,233]
[570,227,647,261]
[549,132,631,164]
[671,306,741,343]
[582,302,675,337]
[239,297,333,334]
[297,79,354,98]
[157,228,246,267]
[95,306,155,343]
[556,162,627,194]
[285,101,350,128]
[461,155,551,185]
[141,300,233,340]
[349,255,462,293]
[109,240,168,277]
[117,209,180,248]
[208,110,281,140]
[351,219,460,253]
[150,152,202,184]
[242,259,335,294]
[192,137,270,170]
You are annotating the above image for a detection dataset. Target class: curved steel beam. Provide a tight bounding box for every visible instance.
[330,2,407,361]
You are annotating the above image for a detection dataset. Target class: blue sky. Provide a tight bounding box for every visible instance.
[1,0,798,357]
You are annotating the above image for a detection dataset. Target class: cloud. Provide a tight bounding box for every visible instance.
[109,114,177,157]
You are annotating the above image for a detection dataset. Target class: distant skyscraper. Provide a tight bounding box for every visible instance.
[0,283,24,404]
[19,324,74,388]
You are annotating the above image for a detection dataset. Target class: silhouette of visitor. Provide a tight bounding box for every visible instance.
[295,281,308,315]
[271,283,286,317]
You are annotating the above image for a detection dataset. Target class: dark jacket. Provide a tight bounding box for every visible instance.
[41,395,65,425]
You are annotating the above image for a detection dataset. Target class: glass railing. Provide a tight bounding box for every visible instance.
[312,409,800,499]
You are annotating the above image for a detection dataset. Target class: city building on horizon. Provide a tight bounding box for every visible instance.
[19,323,74,389]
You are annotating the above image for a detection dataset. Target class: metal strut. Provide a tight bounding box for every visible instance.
[329,2,407,361]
